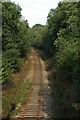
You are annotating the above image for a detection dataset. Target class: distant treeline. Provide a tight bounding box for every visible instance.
[30,2,80,118]
[2,2,31,84]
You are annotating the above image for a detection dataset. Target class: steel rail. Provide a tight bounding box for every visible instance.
[17,50,44,119]
[37,56,43,120]
[21,50,36,118]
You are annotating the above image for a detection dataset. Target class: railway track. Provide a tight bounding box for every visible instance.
[15,50,45,119]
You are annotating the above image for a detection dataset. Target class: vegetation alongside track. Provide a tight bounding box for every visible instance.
[30,2,80,118]
[2,2,31,84]
[3,79,30,117]
[2,1,80,119]
[2,59,31,118]
[2,1,31,118]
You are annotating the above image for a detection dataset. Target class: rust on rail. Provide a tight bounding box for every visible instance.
[15,49,44,119]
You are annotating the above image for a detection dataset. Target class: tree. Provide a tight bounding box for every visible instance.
[2,2,31,84]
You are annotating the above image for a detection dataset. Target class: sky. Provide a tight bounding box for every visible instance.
[11,0,61,27]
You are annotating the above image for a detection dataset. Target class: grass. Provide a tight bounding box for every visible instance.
[10,79,30,117]
[2,79,30,118]
[2,57,31,118]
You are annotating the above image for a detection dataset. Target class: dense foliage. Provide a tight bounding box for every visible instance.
[2,2,30,84]
[2,0,80,118]
[31,2,80,118]
[29,24,47,49]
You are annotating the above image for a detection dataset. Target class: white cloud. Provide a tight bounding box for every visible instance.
[11,0,61,27]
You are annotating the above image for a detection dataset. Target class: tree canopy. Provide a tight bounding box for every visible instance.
[30,2,80,118]
[2,2,31,84]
